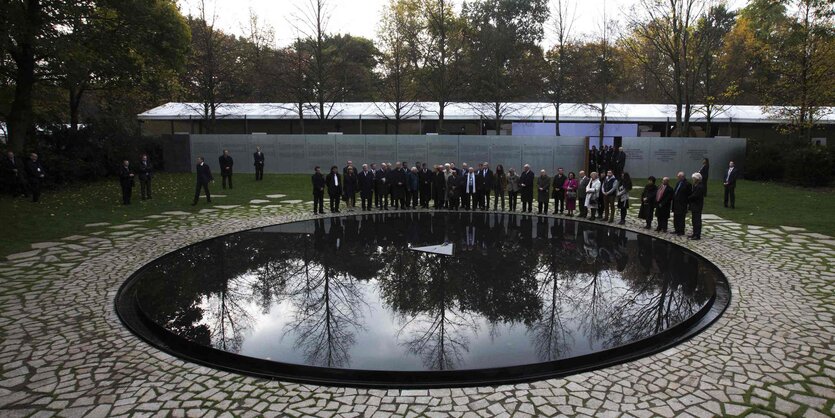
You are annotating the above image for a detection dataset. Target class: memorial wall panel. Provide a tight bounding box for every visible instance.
[186,134,746,177]
[396,136,429,166]
[275,135,307,173]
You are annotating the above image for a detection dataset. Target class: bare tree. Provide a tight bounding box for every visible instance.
[421,0,464,133]
[623,0,709,136]
[544,0,577,136]
[291,0,342,121]
[376,0,423,134]
[184,0,238,133]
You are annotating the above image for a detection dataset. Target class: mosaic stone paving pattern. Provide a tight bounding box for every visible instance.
[0,201,833,417]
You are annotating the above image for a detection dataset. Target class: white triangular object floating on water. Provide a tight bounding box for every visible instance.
[410,243,454,256]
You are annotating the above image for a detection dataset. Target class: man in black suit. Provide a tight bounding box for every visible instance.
[311,166,325,214]
[375,163,389,210]
[419,163,432,208]
[519,164,534,213]
[358,164,374,211]
[192,156,213,205]
[688,172,706,240]
[474,164,486,210]
[326,165,342,213]
[118,160,135,205]
[1,150,27,197]
[253,146,265,181]
[723,160,739,209]
[552,167,567,214]
[433,165,447,209]
[369,163,378,207]
[655,176,674,232]
[219,149,233,189]
[588,146,598,173]
[24,153,45,202]
[481,162,494,210]
[138,154,152,200]
[389,162,406,209]
[671,171,691,235]
[614,147,627,178]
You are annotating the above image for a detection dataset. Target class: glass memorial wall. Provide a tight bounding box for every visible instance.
[186,134,745,180]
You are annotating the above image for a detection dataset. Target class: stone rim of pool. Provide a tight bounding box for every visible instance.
[115,212,731,388]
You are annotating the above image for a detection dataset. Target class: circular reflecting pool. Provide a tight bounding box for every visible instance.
[116,212,729,387]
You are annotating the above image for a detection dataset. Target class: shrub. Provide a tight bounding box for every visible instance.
[783,145,835,187]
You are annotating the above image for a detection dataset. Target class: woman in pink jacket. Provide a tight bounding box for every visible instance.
[564,172,579,217]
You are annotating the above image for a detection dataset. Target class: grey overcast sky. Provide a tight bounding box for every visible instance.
[177,0,747,48]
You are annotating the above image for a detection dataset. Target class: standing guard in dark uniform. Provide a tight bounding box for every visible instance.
[118,160,135,205]
[253,146,265,181]
[219,149,233,189]
[311,166,325,214]
[24,153,45,202]
[138,154,152,200]
[192,156,213,205]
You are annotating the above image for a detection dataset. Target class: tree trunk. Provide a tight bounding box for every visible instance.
[69,87,85,131]
[7,0,40,153]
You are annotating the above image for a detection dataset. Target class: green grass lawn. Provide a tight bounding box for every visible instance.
[1,174,833,257]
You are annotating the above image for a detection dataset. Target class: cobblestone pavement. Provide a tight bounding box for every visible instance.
[0,201,833,417]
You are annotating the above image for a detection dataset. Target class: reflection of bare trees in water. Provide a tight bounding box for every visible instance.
[604,242,707,348]
[284,235,367,368]
[378,250,479,371]
[202,240,256,353]
[529,244,579,362]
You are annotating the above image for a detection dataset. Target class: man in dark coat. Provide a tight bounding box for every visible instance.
[1,150,27,197]
[419,163,433,208]
[326,166,342,213]
[481,162,494,210]
[474,164,486,210]
[671,171,691,235]
[655,176,674,232]
[24,153,45,202]
[358,164,374,211]
[614,147,627,178]
[219,149,233,189]
[389,162,406,209]
[192,156,213,205]
[551,167,567,214]
[688,173,706,240]
[375,163,389,210]
[253,146,265,181]
[138,154,152,200]
[311,166,325,214]
[118,160,135,205]
[588,147,598,174]
[723,160,739,209]
[519,164,535,213]
[433,165,447,209]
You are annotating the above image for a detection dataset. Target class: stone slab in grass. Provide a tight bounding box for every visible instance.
[84,222,110,228]
[701,214,724,221]
[266,194,286,199]
[109,231,136,236]
[801,232,832,240]
[109,224,136,230]
[30,242,62,250]
[145,215,168,219]
[161,211,192,216]
[212,194,227,198]
[250,199,270,204]
[263,205,282,209]
[6,249,41,261]
[213,205,240,209]
[281,200,303,204]
[780,226,806,232]
[61,235,86,241]
[819,239,835,247]
[199,209,218,213]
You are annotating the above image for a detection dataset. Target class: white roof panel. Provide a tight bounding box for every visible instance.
[137,102,835,124]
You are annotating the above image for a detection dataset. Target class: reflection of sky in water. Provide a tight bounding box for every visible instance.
[137,213,717,372]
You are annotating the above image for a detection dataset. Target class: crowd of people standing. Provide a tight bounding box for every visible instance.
[312,156,741,241]
[2,144,743,243]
